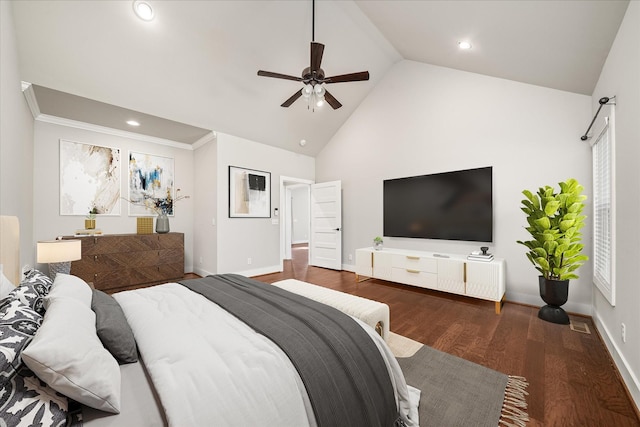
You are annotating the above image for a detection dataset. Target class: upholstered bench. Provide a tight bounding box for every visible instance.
[271,279,390,341]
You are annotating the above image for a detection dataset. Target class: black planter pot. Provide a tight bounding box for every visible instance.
[538,276,570,324]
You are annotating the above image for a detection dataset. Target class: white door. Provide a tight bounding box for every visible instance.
[310,181,342,270]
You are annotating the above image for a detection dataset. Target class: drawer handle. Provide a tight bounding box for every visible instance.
[406,256,420,260]
[94,255,98,261]
[406,269,420,274]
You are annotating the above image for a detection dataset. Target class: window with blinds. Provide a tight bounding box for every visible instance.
[592,116,615,305]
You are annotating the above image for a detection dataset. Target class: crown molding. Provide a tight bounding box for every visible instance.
[192,131,217,150]
[21,82,41,119]
[35,114,194,150]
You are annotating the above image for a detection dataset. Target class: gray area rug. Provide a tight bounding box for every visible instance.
[397,345,529,427]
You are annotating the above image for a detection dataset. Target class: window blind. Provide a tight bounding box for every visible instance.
[592,117,615,305]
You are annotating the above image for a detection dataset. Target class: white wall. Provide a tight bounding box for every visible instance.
[591,1,640,407]
[291,186,309,244]
[208,132,315,276]
[316,60,593,314]
[192,137,218,276]
[32,121,195,272]
[0,1,35,269]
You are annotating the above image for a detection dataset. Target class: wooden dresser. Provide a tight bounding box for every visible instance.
[67,233,184,293]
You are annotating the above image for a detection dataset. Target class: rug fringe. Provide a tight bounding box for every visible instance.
[499,375,530,427]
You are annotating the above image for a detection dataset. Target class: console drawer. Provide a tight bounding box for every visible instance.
[391,267,437,289]
[391,254,437,273]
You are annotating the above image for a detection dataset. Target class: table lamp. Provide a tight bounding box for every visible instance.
[37,239,82,279]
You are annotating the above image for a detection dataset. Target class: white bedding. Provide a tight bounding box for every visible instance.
[114,282,419,427]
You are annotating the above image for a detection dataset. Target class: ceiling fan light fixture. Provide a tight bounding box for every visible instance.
[301,85,313,98]
[133,1,154,21]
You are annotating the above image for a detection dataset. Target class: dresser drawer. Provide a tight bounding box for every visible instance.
[92,270,131,291]
[391,254,437,273]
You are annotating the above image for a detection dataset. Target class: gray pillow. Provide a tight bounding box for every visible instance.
[91,289,138,364]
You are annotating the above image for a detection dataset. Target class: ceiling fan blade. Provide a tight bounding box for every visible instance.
[323,90,342,110]
[323,71,370,84]
[281,90,303,108]
[258,70,303,82]
[310,42,324,73]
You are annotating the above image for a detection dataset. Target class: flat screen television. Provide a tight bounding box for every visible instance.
[383,166,493,242]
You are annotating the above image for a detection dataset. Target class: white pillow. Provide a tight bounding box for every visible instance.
[22,296,121,413]
[45,273,92,308]
[0,268,15,299]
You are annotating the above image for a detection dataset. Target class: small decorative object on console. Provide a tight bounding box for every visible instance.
[85,207,98,230]
[468,247,493,261]
[136,217,153,234]
[373,236,383,251]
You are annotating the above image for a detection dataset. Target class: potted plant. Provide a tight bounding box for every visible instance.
[517,178,588,324]
[373,236,383,251]
[85,207,98,230]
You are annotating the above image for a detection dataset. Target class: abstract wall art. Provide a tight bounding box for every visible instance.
[128,151,176,216]
[60,139,121,215]
[228,166,271,218]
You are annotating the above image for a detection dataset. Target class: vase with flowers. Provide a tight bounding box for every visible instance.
[124,188,190,234]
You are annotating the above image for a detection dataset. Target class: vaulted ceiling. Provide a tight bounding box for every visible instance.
[10,1,629,155]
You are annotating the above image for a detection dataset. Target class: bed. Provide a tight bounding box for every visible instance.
[0,216,419,427]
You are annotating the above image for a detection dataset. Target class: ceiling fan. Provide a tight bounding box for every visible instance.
[257,0,369,110]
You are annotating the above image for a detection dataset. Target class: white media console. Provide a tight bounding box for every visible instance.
[355,247,506,314]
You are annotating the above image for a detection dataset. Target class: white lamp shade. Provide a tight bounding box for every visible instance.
[37,240,82,263]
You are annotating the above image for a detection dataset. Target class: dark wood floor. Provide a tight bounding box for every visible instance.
[251,244,640,427]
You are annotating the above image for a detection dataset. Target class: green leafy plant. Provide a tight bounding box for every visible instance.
[86,207,98,219]
[517,178,588,281]
[373,236,383,244]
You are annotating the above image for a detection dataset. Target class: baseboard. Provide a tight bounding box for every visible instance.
[593,312,640,412]
[192,267,214,277]
[342,263,355,272]
[235,264,282,277]
[506,290,592,316]
[192,265,282,278]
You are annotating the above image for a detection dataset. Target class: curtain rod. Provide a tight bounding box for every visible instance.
[581,96,616,141]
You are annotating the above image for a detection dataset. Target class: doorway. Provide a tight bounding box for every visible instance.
[279,176,313,272]
[279,176,343,273]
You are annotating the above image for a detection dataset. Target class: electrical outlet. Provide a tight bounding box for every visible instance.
[621,323,626,343]
[348,254,353,261]
[247,258,252,265]
[199,257,203,265]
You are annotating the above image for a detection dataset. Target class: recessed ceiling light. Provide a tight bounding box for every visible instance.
[299,139,307,147]
[133,1,154,21]
[458,41,472,50]
[126,120,140,127]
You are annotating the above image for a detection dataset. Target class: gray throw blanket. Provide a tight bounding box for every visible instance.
[180,274,400,427]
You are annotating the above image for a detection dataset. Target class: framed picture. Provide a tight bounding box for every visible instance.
[229,166,271,218]
[128,151,176,216]
[60,139,121,216]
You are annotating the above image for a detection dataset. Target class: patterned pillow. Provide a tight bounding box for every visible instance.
[0,365,68,427]
[0,274,75,426]
[21,269,54,291]
[0,298,43,386]
[0,269,53,315]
